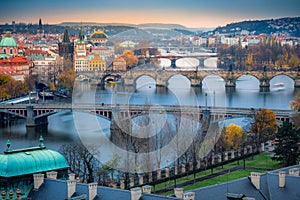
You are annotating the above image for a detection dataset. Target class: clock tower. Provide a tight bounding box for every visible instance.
[75,26,87,57]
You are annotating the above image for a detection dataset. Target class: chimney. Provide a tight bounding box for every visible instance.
[183,192,195,200]
[16,189,21,200]
[174,188,183,198]
[88,183,97,200]
[9,191,13,200]
[250,172,261,190]
[46,171,58,179]
[142,185,151,194]
[1,191,5,200]
[289,168,299,176]
[130,187,142,200]
[67,180,76,198]
[33,173,44,189]
[279,171,285,188]
[69,173,76,180]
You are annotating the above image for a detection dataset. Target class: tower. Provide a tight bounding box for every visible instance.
[38,18,43,34]
[58,29,74,70]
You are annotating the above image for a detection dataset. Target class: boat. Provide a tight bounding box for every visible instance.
[273,83,285,91]
[38,92,54,100]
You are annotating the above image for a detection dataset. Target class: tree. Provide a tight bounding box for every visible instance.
[290,92,300,129]
[122,50,138,68]
[272,121,300,166]
[59,143,99,183]
[250,108,278,146]
[224,124,246,150]
[57,69,76,91]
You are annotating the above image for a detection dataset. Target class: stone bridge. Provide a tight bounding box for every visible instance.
[0,104,294,127]
[79,69,300,89]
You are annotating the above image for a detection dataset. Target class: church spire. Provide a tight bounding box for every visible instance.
[62,29,70,43]
[79,25,84,42]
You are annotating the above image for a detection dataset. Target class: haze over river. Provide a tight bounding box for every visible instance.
[0,74,297,163]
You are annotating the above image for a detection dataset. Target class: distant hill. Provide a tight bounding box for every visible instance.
[208,17,300,36]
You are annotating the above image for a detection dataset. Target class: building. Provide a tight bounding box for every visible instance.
[89,30,108,45]
[58,29,74,70]
[0,56,33,81]
[0,137,69,199]
[0,138,181,200]
[0,32,18,57]
[112,56,127,71]
[74,26,89,72]
[183,164,300,200]
[88,54,106,71]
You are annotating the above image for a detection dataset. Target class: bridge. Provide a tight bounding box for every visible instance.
[0,104,294,127]
[78,69,300,90]
[137,53,218,68]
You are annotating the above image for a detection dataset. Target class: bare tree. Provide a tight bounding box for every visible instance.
[59,142,100,183]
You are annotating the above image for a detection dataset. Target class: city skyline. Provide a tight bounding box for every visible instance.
[0,0,300,28]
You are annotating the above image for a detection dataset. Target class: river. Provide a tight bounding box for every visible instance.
[0,74,298,168]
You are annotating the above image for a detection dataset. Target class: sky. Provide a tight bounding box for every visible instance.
[0,0,299,28]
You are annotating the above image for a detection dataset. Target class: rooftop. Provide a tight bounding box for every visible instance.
[0,137,69,178]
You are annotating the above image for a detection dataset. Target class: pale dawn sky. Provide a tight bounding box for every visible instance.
[0,0,299,28]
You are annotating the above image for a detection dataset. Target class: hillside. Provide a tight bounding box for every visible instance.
[209,17,300,36]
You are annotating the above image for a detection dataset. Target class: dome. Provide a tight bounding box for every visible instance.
[0,33,17,47]
[90,30,108,39]
[0,145,69,178]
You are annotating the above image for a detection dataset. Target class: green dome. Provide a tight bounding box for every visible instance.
[0,147,69,178]
[0,34,17,47]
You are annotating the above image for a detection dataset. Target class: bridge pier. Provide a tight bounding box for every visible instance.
[259,79,270,92]
[170,58,177,68]
[294,78,300,88]
[26,106,36,127]
[26,106,48,127]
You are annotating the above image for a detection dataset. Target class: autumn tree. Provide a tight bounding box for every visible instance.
[272,121,300,166]
[57,69,76,91]
[0,74,28,99]
[250,108,278,146]
[224,124,247,150]
[122,50,138,68]
[290,92,300,129]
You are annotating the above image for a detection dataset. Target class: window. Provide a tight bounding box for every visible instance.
[10,49,13,55]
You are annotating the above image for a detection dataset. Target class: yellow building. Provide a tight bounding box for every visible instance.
[88,54,106,71]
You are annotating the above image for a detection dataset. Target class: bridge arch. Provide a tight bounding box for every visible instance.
[175,58,199,68]
[100,73,122,85]
[36,82,49,90]
[133,73,157,86]
[135,75,156,89]
[202,74,226,89]
[269,74,295,89]
[235,75,260,89]
[167,74,191,88]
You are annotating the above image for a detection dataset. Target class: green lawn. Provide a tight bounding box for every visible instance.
[153,153,281,194]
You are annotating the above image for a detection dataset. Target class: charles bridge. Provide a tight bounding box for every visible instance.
[0,103,294,127]
[79,69,300,90]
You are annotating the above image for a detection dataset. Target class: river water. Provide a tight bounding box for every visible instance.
[0,74,298,165]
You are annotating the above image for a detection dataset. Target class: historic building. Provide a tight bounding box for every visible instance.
[0,137,69,199]
[112,56,127,71]
[88,54,106,71]
[0,56,34,80]
[58,29,74,70]
[74,27,89,72]
[89,29,108,45]
[0,32,18,57]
